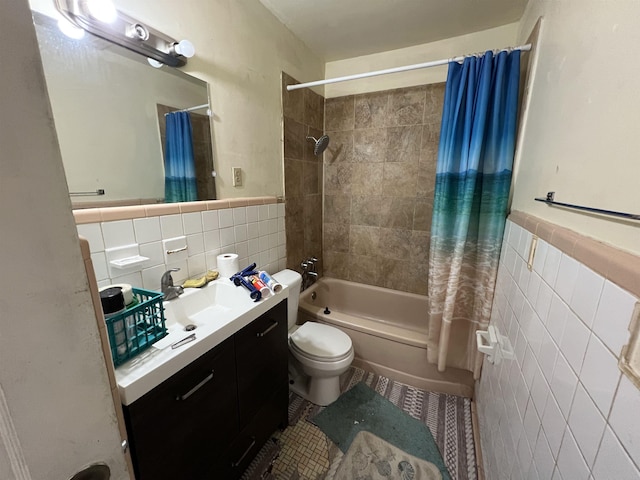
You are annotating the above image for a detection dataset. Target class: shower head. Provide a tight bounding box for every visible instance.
[306,135,330,156]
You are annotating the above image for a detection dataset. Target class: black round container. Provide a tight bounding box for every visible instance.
[100,287,125,317]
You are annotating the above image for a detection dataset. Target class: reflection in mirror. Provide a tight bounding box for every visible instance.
[32,12,216,208]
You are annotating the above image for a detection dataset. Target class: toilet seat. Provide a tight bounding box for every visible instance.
[289,322,352,362]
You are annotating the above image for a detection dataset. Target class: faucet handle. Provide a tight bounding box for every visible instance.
[161,268,180,286]
[301,261,309,271]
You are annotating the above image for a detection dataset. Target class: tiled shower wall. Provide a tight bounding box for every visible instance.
[76,201,286,291]
[322,84,444,295]
[477,217,640,479]
[282,73,324,273]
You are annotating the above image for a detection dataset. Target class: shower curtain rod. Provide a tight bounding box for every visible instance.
[286,43,532,91]
[165,104,211,115]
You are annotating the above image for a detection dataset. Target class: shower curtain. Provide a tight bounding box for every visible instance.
[428,50,520,377]
[165,111,198,203]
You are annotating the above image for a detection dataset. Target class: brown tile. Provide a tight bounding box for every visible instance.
[100,205,146,221]
[349,225,380,256]
[73,208,102,224]
[324,223,350,253]
[303,194,322,251]
[413,198,433,232]
[348,254,382,286]
[420,123,440,167]
[378,227,412,259]
[424,83,446,124]
[303,160,320,195]
[205,200,230,210]
[355,91,389,129]
[351,195,382,226]
[573,238,611,279]
[387,125,422,163]
[284,117,305,160]
[285,197,304,234]
[324,251,350,279]
[282,72,304,123]
[228,198,249,207]
[324,131,354,164]
[145,203,181,216]
[523,216,539,235]
[179,201,204,213]
[351,163,384,196]
[411,231,430,263]
[380,197,415,229]
[382,162,419,197]
[535,219,556,244]
[354,128,387,163]
[324,194,351,225]
[284,158,304,197]
[551,228,579,256]
[324,163,353,195]
[607,248,640,299]
[416,162,437,199]
[509,210,528,229]
[325,95,355,131]
[304,88,324,131]
[407,265,429,295]
[379,257,411,291]
[387,86,426,126]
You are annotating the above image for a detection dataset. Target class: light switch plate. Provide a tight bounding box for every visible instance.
[232,167,242,187]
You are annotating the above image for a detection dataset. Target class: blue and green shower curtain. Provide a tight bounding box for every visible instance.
[165,111,197,203]
[428,50,520,375]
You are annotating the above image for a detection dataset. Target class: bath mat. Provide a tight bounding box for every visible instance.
[333,430,442,480]
[310,382,451,480]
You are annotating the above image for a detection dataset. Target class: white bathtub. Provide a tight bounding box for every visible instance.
[298,277,473,397]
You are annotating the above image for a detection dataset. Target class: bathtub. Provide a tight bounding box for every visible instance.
[298,277,474,397]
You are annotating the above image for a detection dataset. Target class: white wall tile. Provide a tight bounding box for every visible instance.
[568,384,606,467]
[268,218,278,235]
[536,281,554,325]
[556,427,590,480]
[219,227,235,247]
[218,208,234,228]
[560,310,590,374]
[258,220,269,237]
[133,217,161,244]
[110,270,143,287]
[538,330,558,382]
[555,254,580,304]
[523,401,541,451]
[547,294,569,345]
[77,223,105,252]
[541,245,562,288]
[247,222,259,240]
[592,426,640,480]
[186,233,204,256]
[258,205,269,221]
[235,241,248,259]
[91,252,109,281]
[570,265,604,329]
[609,375,640,465]
[533,434,555,480]
[248,238,259,255]
[202,210,219,231]
[246,206,258,223]
[550,352,578,418]
[160,214,183,239]
[234,225,248,243]
[141,264,165,292]
[233,207,247,225]
[579,334,621,417]
[182,212,203,235]
[204,230,220,251]
[528,273,542,311]
[101,220,135,249]
[592,281,637,358]
[532,240,548,276]
[138,241,164,267]
[187,254,206,278]
[268,203,278,219]
[541,389,566,456]
[277,203,285,217]
[531,366,550,416]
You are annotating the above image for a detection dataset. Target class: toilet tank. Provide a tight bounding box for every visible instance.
[272,269,302,330]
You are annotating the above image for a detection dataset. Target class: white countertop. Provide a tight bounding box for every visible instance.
[115,277,290,405]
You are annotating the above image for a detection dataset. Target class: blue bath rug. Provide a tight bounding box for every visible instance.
[310,382,451,480]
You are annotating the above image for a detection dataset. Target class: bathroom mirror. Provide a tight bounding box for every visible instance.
[31,11,215,207]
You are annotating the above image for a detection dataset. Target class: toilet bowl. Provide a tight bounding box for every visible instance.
[273,269,354,406]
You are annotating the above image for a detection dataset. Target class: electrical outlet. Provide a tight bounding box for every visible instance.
[232,167,242,187]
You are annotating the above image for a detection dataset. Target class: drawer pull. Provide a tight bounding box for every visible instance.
[257,321,278,338]
[231,437,256,468]
[176,371,214,401]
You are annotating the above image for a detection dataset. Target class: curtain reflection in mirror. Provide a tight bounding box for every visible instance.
[164,111,197,203]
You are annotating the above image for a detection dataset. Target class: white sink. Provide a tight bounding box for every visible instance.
[115,277,290,405]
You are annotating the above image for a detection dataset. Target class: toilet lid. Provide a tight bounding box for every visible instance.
[290,322,352,360]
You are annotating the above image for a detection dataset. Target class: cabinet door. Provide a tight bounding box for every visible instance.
[124,338,238,480]
[234,299,288,428]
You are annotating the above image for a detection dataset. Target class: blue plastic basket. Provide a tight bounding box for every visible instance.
[105,288,167,367]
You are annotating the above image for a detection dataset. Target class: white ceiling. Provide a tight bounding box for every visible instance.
[259,0,528,61]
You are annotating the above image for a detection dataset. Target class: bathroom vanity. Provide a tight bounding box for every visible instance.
[116,282,289,480]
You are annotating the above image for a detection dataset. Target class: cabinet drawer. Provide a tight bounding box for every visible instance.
[235,299,288,427]
[124,338,239,480]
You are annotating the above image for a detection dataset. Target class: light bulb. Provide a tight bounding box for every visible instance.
[58,17,85,39]
[174,40,195,58]
[86,0,118,23]
[147,58,164,69]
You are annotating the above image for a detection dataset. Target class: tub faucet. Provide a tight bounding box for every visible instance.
[301,257,319,291]
[161,268,184,300]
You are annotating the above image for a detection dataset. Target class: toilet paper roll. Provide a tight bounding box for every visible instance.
[217,253,240,278]
[100,284,134,306]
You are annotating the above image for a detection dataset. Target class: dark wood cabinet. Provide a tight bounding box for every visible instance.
[123,299,288,480]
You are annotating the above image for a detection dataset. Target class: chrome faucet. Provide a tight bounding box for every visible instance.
[161,268,184,300]
[301,257,319,291]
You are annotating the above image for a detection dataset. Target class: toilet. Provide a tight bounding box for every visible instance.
[273,269,354,406]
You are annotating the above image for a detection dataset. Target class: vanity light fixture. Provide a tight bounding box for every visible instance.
[54,0,194,67]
